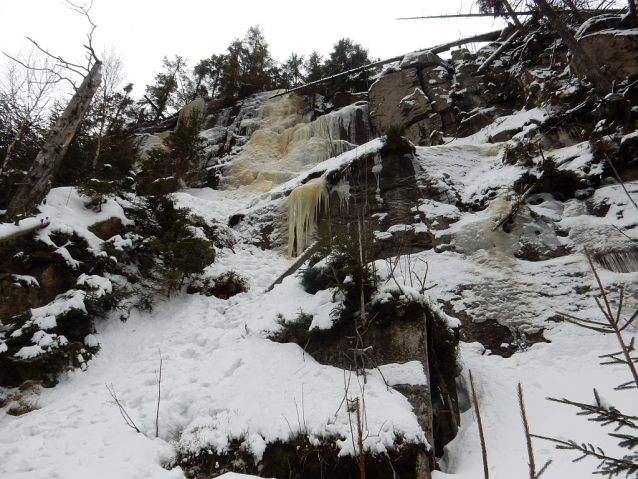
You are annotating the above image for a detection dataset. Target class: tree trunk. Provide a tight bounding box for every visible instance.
[4,61,103,221]
[502,0,524,29]
[533,0,613,96]
[627,0,637,27]
[0,116,28,178]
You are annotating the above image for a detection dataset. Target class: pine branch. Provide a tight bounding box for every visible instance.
[609,433,638,450]
[531,433,638,477]
[547,392,638,431]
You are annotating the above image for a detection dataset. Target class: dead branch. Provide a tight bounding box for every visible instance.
[397,12,534,19]
[469,369,490,479]
[519,383,539,479]
[142,94,166,120]
[412,258,438,294]
[155,351,163,438]
[356,397,366,479]
[493,181,539,231]
[106,383,140,433]
[396,7,623,20]
[9,0,100,92]
[583,247,638,391]
[534,0,613,95]
[64,0,98,68]
[4,59,102,221]
[605,155,638,213]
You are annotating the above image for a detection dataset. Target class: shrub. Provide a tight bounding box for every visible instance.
[76,137,137,211]
[381,124,416,156]
[0,275,127,387]
[187,271,248,299]
[271,311,315,344]
[122,195,216,298]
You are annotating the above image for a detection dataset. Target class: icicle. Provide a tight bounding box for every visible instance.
[594,251,638,274]
[287,177,329,258]
[332,179,351,211]
[372,151,384,204]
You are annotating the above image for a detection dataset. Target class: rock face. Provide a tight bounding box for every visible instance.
[368,45,519,141]
[0,263,75,321]
[369,69,432,135]
[321,151,432,260]
[418,66,454,115]
[575,30,638,81]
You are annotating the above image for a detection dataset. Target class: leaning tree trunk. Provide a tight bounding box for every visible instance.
[533,0,613,96]
[502,0,524,29]
[4,61,103,221]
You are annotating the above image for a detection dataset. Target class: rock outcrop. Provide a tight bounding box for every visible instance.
[575,29,638,81]
[369,68,431,135]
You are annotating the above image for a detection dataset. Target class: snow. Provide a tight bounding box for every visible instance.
[0,217,45,242]
[1,102,638,479]
[11,275,40,287]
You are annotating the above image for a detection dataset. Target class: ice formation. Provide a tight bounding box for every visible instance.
[595,250,638,273]
[221,94,368,192]
[286,177,329,258]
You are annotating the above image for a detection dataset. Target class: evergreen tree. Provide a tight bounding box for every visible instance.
[124,195,216,298]
[323,38,372,93]
[192,54,225,100]
[219,39,244,107]
[304,51,324,83]
[240,25,275,96]
[144,56,187,123]
[534,249,638,477]
[137,109,206,196]
[218,26,276,106]
[281,53,305,89]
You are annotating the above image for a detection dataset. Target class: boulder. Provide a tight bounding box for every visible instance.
[178,97,206,126]
[450,48,474,62]
[0,264,75,321]
[399,50,448,70]
[369,68,431,134]
[418,66,454,113]
[88,217,125,241]
[399,88,433,122]
[407,113,444,146]
[574,30,638,82]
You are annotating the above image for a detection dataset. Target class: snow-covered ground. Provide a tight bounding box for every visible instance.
[1,104,638,479]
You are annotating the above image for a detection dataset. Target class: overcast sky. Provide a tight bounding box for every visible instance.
[1,0,507,98]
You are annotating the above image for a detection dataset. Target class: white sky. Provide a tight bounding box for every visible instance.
[1,0,507,98]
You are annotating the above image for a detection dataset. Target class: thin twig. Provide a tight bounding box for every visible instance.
[605,156,638,214]
[584,247,638,392]
[356,397,366,479]
[155,350,163,438]
[106,383,140,433]
[469,369,489,479]
[519,382,543,479]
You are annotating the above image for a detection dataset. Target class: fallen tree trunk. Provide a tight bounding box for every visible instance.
[270,30,502,99]
[0,218,50,244]
[4,61,103,221]
[477,29,522,73]
[533,0,613,96]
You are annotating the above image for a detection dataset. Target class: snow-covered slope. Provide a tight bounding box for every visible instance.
[1,102,638,479]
